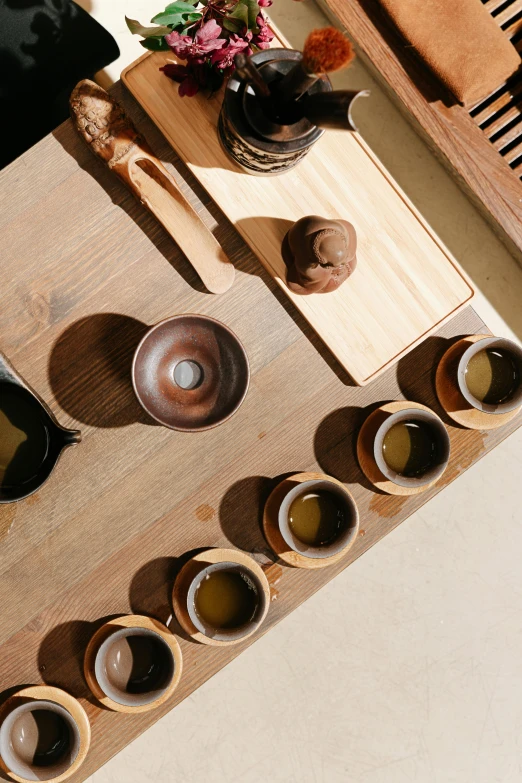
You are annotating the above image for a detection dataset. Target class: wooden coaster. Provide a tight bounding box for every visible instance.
[436,334,522,430]
[357,401,441,496]
[172,548,271,647]
[262,472,359,569]
[0,685,90,783]
[83,614,182,713]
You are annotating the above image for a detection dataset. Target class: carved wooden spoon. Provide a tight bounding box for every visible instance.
[70,79,235,295]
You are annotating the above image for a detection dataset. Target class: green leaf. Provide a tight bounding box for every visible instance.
[151,12,202,28]
[161,12,201,28]
[126,16,171,37]
[227,0,259,31]
[244,0,260,29]
[182,12,202,24]
[151,2,202,25]
[140,36,171,51]
[222,16,242,32]
[227,1,248,28]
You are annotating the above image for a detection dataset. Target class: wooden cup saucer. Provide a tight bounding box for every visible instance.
[435,334,521,430]
[83,614,182,713]
[262,472,358,569]
[0,685,91,783]
[356,401,443,496]
[172,548,271,647]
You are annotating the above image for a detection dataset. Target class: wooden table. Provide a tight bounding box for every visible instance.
[0,83,519,782]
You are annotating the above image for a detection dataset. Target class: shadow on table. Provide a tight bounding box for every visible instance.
[395,334,452,398]
[219,473,297,554]
[48,313,155,428]
[314,403,389,494]
[129,548,210,645]
[38,615,129,710]
[395,332,475,429]
[129,556,180,627]
[37,620,94,701]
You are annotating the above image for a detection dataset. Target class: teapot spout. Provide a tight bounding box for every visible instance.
[61,428,82,447]
[301,89,370,132]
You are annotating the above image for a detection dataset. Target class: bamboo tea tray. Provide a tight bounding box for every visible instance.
[122,33,473,386]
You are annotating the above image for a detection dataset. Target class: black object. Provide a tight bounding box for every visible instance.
[219,49,331,175]
[0,351,81,503]
[234,52,271,100]
[0,0,119,169]
[301,90,370,131]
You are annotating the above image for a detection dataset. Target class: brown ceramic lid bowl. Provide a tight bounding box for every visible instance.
[132,315,250,432]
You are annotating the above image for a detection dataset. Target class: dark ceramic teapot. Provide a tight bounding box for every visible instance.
[0,352,81,503]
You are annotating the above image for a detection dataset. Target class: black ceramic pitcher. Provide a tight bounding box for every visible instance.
[0,352,81,503]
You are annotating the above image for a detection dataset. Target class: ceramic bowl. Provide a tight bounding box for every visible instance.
[457,336,522,415]
[278,478,359,559]
[186,561,269,643]
[132,315,250,432]
[374,407,451,489]
[94,626,176,709]
[0,700,81,782]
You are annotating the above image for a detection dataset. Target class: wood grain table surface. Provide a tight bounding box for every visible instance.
[0,82,520,781]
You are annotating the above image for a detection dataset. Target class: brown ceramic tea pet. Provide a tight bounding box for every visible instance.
[282,215,357,294]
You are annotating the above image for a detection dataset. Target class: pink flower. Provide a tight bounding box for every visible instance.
[165,19,226,61]
[161,62,204,97]
[252,14,274,49]
[210,33,249,69]
[258,0,272,6]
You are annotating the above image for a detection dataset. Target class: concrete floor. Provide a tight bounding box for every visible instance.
[76,2,522,781]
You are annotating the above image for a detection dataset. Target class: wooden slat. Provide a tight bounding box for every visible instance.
[485,102,522,137]
[492,118,522,149]
[483,0,512,13]
[494,0,522,27]
[502,135,522,161]
[503,14,522,38]
[473,79,522,125]
[511,154,522,172]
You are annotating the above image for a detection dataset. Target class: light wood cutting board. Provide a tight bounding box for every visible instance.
[121,35,473,385]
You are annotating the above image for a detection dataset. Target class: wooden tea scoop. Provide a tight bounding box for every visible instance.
[70,80,234,294]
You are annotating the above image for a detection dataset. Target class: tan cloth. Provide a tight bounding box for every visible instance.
[379,0,521,106]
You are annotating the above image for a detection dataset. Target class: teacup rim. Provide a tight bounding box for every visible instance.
[373,407,451,488]
[0,699,80,782]
[457,336,522,415]
[94,626,176,708]
[277,478,359,559]
[186,560,268,643]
